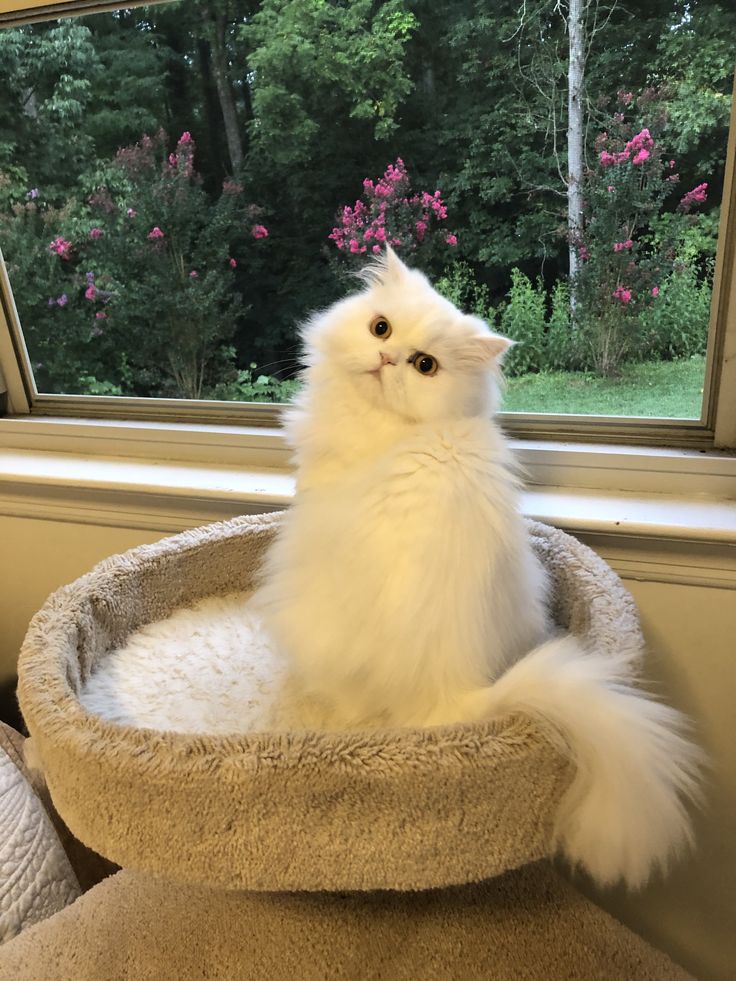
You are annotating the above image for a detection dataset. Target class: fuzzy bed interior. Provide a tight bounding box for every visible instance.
[78,592,298,734]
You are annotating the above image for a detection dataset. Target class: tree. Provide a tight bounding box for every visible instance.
[567,0,585,287]
[198,0,246,173]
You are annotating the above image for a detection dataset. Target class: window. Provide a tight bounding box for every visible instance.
[1,0,735,449]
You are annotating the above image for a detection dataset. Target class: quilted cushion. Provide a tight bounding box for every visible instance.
[0,724,79,942]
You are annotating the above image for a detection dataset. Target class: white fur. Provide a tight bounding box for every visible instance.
[256,247,702,885]
[470,636,701,888]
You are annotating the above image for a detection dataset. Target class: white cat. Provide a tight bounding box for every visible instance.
[256,246,701,888]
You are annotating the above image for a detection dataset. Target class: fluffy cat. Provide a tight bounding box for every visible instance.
[256,247,701,888]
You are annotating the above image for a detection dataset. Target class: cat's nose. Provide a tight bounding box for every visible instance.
[379,351,398,367]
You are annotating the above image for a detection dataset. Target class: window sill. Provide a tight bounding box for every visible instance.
[1,414,735,493]
[1,437,735,588]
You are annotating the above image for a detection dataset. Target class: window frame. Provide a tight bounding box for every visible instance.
[0,0,735,453]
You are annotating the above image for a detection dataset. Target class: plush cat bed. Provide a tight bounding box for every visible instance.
[0,513,691,979]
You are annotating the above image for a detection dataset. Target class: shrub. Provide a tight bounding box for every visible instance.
[329,157,459,273]
[435,261,494,321]
[574,88,710,375]
[499,269,546,376]
[210,363,301,403]
[545,280,587,371]
[638,265,711,360]
[1,130,269,399]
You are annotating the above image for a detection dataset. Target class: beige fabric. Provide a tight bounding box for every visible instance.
[0,515,690,979]
[0,725,79,942]
[0,862,691,980]
[15,513,641,893]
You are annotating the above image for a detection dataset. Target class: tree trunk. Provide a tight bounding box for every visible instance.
[204,2,244,174]
[567,0,585,302]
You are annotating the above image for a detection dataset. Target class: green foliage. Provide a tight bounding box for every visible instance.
[435,261,493,321]
[545,281,584,371]
[244,0,417,163]
[638,266,712,360]
[499,270,546,376]
[211,363,301,402]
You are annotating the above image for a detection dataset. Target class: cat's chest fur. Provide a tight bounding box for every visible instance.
[285,378,507,495]
[258,401,547,727]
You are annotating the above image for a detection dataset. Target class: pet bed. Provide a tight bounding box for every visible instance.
[0,513,691,979]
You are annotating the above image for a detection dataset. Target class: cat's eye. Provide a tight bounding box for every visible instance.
[411,353,439,376]
[369,316,392,339]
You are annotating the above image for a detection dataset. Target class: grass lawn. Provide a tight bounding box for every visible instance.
[501,355,706,418]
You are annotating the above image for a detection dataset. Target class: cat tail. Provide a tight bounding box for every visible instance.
[483,634,703,889]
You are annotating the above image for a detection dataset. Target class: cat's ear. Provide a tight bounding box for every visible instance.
[356,245,408,287]
[459,319,514,365]
[381,245,407,283]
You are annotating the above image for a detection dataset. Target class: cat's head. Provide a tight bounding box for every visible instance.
[303,247,511,422]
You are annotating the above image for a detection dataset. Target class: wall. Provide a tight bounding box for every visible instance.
[0,512,734,980]
[0,516,163,680]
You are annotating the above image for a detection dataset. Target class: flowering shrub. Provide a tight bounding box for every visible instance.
[573,89,710,375]
[329,157,458,269]
[2,130,270,398]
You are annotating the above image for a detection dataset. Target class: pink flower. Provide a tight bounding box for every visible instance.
[415,220,427,242]
[251,224,269,239]
[229,258,237,268]
[446,233,458,246]
[89,227,104,240]
[126,208,136,218]
[679,183,708,211]
[626,128,654,155]
[85,285,97,301]
[56,293,68,307]
[632,148,650,165]
[599,151,615,167]
[178,131,193,145]
[669,160,676,168]
[618,91,633,106]
[349,239,366,254]
[372,245,381,254]
[607,185,615,192]
[49,237,72,260]
[189,270,198,278]
[651,286,660,297]
[374,226,387,243]
[147,226,165,240]
[95,311,107,320]
[613,239,633,253]
[578,245,590,261]
[612,285,632,304]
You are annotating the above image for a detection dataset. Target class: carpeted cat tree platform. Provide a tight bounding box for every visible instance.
[0,514,692,979]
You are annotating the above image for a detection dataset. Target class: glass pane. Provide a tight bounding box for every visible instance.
[0,1,733,414]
